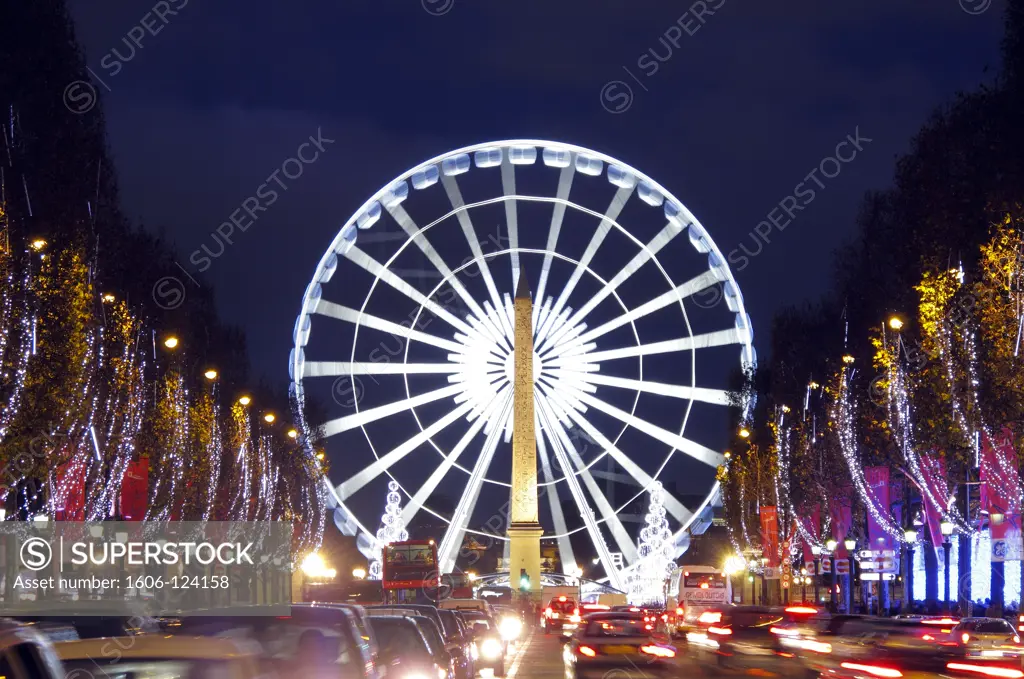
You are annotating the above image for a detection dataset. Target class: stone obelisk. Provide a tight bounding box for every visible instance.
[507,271,543,600]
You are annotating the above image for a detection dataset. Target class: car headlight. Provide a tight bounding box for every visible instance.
[437,667,447,679]
[470,641,479,660]
[500,616,523,641]
[481,638,503,659]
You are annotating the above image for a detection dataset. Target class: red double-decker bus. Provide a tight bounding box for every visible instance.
[382,539,439,592]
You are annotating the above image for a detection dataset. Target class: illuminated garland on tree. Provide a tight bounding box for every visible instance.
[628,481,675,606]
[369,480,409,580]
[831,360,906,542]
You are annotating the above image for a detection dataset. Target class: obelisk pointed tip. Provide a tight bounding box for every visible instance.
[515,269,530,300]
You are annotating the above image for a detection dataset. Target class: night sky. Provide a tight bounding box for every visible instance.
[63,0,1007,550]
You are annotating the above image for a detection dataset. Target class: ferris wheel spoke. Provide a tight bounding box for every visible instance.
[343,246,473,336]
[552,270,721,356]
[566,387,725,468]
[534,164,576,327]
[536,397,630,585]
[537,186,634,346]
[440,175,515,340]
[501,158,520,282]
[575,372,731,407]
[584,328,746,364]
[437,394,512,573]
[324,383,464,438]
[399,392,502,528]
[536,418,576,573]
[547,393,695,525]
[334,397,475,500]
[304,361,463,377]
[545,221,687,353]
[387,203,496,332]
[314,300,464,354]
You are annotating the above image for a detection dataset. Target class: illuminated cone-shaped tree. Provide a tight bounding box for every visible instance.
[369,481,409,580]
[628,482,674,606]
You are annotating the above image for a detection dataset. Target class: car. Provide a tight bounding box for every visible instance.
[298,602,384,679]
[370,613,456,679]
[458,611,507,676]
[174,604,377,678]
[55,635,268,678]
[543,596,581,636]
[951,617,1022,655]
[0,619,65,679]
[565,611,676,679]
[438,608,477,679]
[439,599,493,614]
[369,610,456,679]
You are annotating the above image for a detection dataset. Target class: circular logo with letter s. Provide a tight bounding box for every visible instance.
[21,537,52,571]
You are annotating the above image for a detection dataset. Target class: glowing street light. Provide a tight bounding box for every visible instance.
[888,316,904,331]
[102,293,116,303]
[825,538,837,552]
[204,369,218,380]
[724,451,732,459]
[316,452,325,461]
[842,354,855,364]
[738,427,751,439]
[263,413,276,423]
[287,429,298,439]
[467,571,478,581]
[809,381,820,389]
[30,239,47,251]
[163,336,179,349]
[238,396,251,406]
[724,555,746,575]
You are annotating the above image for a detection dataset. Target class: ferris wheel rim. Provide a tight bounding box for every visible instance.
[292,138,755,577]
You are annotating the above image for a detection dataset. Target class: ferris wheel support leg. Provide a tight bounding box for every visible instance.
[566,409,694,527]
[540,396,638,565]
[536,397,627,589]
[436,395,512,574]
[536,416,577,571]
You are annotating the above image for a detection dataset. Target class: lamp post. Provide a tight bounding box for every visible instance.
[941,519,954,612]
[845,537,857,614]
[825,539,838,612]
[904,528,918,613]
[811,544,822,604]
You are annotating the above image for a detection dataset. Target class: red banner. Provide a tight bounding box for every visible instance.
[865,467,894,551]
[920,453,949,549]
[829,495,853,559]
[982,428,1022,560]
[120,457,149,521]
[761,506,780,567]
[54,460,86,521]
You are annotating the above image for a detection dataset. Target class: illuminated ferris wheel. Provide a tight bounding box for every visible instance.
[290,140,754,590]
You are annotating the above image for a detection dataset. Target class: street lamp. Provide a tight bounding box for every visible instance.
[204,369,218,380]
[941,519,954,612]
[904,528,918,613]
[238,395,251,406]
[263,413,276,423]
[888,316,904,331]
[811,544,822,604]
[844,537,857,552]
[163,336,179,349]
[738,427,751,439]
[824,539,838,612]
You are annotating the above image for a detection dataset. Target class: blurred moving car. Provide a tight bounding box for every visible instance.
[176,605,375,679]
[459,611,506,676]
[0,619,65,679]
[371,611,455,679]
[543,596,581,636]
[951,618,1022,654]
[55,635,268,679]
[686,605,827,677]
[565,611,676,679]
[490,607,524,643]
[12,613,159,641]
[787,615,968,679]
[370,613,455,679]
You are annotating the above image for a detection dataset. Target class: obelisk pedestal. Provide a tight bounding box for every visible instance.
[507,272,543,602]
